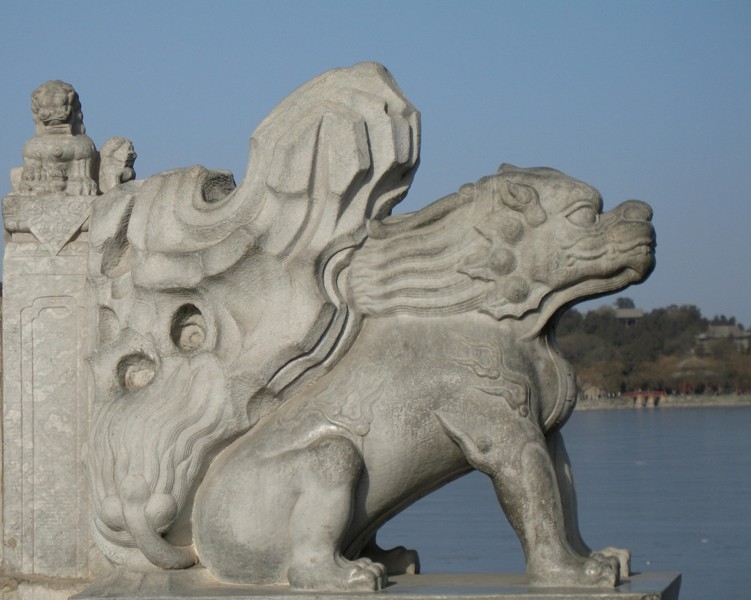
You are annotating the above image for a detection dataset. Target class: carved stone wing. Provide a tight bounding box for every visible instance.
[86,63,420,569]
[92,62,419,288]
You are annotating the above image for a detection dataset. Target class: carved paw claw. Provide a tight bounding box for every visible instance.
[288,556,387,591]
[361,543,420,575]
[584,554,620,586]
[595,546,631,579]
[529,553,619,588]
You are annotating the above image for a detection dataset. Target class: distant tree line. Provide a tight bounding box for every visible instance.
[557,299,751,395]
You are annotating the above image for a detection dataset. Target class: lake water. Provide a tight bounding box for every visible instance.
[379,407,751,600]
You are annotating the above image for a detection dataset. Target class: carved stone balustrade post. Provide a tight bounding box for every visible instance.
[2,194,94,580]
[2,81,135,584]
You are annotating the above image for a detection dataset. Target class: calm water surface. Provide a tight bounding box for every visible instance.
[379,407,751,600]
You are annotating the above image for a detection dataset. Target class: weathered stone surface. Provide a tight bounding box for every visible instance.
[84,62,656,592]
[0,574,89,600]
[71,571,681,600]
[3,195,95,255]
[2,235,93,579]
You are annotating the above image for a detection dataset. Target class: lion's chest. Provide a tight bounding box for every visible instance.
[438,324,575,431]
[524,334,577,431]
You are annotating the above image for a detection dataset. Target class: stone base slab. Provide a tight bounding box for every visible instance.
[0,573,88,600]
[72,570,681,600]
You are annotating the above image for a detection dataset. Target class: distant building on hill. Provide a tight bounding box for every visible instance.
[696,324,750,354]
[614,308,644,326]
[580,384,606,400]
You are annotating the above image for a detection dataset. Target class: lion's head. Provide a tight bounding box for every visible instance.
[348,164,655,336]
[30,80,86,135]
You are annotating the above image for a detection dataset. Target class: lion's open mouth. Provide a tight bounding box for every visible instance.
[530,244,655,340]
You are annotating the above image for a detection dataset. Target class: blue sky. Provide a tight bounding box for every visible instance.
[1,1,750,325]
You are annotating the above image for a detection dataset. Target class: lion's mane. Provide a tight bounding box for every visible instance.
[90,354,248,547]
[348,167,556,321]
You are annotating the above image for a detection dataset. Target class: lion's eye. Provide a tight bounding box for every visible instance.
[567,205,598,227]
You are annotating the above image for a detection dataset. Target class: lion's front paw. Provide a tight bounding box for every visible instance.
[529,553,619,588]
[583,553,620,586]
[595,546,631,579]
[288,555,386,591]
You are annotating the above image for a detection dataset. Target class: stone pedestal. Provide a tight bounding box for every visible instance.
[2,193,96,581]
[72,571,682,600]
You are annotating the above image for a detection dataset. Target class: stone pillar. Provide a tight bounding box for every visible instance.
[1,81,135,583]
[2,193,95,579]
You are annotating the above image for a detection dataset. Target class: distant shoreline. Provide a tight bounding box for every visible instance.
[575,394,751,410]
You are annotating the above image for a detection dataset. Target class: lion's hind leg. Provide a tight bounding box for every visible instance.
[359,533,420,575]
[194,440,304,584]
[286,435,386,591]
[195,433,384,589]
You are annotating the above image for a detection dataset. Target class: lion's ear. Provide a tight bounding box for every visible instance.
[499,179,546,227]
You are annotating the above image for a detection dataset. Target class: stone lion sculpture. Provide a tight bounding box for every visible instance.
[98,136,137,193]
[87,63,655,591]
[19,80,98,196]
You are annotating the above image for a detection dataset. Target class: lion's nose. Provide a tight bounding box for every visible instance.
[620,200,653,222]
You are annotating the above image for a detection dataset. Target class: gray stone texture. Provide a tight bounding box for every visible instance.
[71,571,681,600]
[1,227,92,577]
